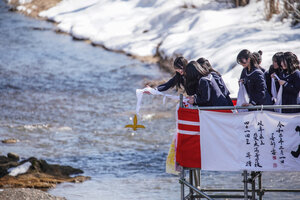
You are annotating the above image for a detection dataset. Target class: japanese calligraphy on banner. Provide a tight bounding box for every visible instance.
[199,110,300,171]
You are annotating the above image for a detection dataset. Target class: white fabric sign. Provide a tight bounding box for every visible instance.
[200,110,300,171]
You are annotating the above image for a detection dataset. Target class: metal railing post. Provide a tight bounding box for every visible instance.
[243,170,248,200]
[180,168,185,200]
[189,169,194,197]
[180,94,183,108]
[251,171,256,200]
[258,172,263,200]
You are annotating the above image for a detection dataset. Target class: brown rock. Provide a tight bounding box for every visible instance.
[1,139,18,144]
[0,156,90,189]
[7,153,19,161]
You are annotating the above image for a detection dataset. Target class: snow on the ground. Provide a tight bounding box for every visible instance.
[39,0,300,97]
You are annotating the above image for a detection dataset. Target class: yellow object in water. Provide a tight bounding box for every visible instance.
[125,114,145,131]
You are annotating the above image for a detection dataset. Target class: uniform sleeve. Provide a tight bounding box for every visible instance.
[283,71,300,96]
[218,76,230,96]
[240,68,246,80]
[211,72,230,96]
[264,70,272,97]
[194,79,210,106]
[250,72,267,105]
[157,73,179,92]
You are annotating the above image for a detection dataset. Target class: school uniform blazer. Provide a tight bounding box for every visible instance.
[157,72,184,91]
[264,68,281,99]
[194,74,232,106]
[157,72,195,95]
[211,72,233,106]
[240,68,272,106]
[280,70,300,113]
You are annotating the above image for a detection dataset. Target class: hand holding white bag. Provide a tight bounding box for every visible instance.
[272,74,282,113]
[271,77,278,102]
[236,82,249,112]
[274,85,283,113]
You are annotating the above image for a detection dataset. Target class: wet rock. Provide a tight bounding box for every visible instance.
[7,153,19,161]
[0,155,19,177]
[0,155,90,189]
[1,139,18,144]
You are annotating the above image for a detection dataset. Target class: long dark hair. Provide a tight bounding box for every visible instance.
[283,52,300,74]
[197,57,221,76]
[184,61,209,94]
[253,50,263,64]
[236,49,259,71]
[269,52,284,74]
[173,56,188,89]
[174,56,188,70]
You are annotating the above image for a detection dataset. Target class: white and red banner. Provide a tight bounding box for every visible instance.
[176,108,300,171]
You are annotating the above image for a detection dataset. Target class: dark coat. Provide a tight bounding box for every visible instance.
[157,72,183,92]
[264,67,281,101]
[157,72,195,95]
[211,72,233,106]
[194,74,233,106]
[240,68,272,106]
[280,70,300,113]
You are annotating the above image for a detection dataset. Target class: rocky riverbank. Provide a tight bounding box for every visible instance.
[0,188,66,200]
[0,153,90,199]
[0,154,90,189]
[6,0,61,19]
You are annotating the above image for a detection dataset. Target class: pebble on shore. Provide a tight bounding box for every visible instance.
[0,188,66,200]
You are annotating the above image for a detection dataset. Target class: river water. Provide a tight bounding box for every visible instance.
[0,2,299,200]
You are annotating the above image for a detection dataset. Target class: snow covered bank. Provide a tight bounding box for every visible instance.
[39,0,300,97]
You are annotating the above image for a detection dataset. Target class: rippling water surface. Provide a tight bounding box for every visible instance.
[0,2,299,199]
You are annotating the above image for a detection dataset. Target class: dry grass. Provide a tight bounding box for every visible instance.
[8,0,61,19]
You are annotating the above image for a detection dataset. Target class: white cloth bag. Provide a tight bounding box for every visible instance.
[135,87,189,115]
[271,77,278,102]
[236,82,249,112]
[272,74,282,113]
[274,85,283,113]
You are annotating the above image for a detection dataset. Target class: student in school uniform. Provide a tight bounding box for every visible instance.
[197,57,233,106]
[185,61,232,106]
[264,52,283,102]
[279,52,300,113]
[237,49,273,107]
[253,50,265,73]
[156,56,188,91]
[144,56,194,95]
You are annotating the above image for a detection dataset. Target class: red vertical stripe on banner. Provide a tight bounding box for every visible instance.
[176,108,201,168]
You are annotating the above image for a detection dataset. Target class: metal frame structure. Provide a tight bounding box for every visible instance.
[178,96,300,200]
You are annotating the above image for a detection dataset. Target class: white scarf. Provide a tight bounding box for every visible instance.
[136,87,189,114]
